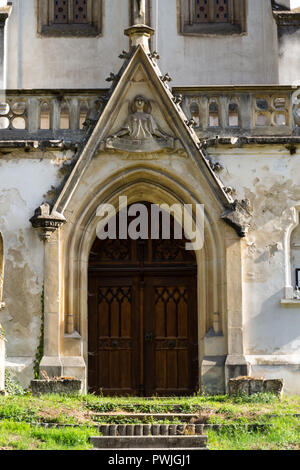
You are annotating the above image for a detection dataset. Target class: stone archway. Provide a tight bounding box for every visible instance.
[59,170,228,393]
[39,166,246,394]
[87,203,199,396]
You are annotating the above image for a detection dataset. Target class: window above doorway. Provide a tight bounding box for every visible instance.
[37,0,103,37]
[180,0,247,36]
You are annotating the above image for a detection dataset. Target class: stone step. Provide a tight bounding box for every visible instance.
[93,404,202,412]
[95,412,199,422]
[95,448,208,451]
[90,435,208,450]
[98,423,204,436]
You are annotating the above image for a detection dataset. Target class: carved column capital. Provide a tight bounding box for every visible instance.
[124,24,154,53]
[0,2,12,26]
[221,200,252,238]
[30,202,66,241]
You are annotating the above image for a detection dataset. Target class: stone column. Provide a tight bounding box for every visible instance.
[39,230,63,377]
[224,226,249,387]
[0,2,12,92]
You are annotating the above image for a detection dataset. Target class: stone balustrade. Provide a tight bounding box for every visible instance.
[0,90,106,143]
[0,86,299,143]
[176,85,300,139]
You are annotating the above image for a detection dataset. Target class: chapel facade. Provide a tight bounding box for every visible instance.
[0,0,299,395]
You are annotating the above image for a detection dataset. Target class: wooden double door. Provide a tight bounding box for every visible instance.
[88,214,198,396]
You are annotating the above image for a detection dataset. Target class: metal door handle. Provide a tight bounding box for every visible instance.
[144,332,154,342]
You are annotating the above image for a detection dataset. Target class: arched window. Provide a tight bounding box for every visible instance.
[60,102,70,129]
[291,216,300,292]
[38,0,102,36]
[40,102,51,130]
[180,0,247,35]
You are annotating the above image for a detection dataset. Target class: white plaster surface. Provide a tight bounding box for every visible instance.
[209,146,300,359]
[0,156,65,385]
[5,0,279,89]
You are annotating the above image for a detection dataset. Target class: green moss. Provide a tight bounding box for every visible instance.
[33,285,44,379]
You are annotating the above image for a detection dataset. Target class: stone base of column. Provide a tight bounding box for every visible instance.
[201,356,226,394]
[39,356,63,378]
[61,356,86,392]
[225,355,250,392]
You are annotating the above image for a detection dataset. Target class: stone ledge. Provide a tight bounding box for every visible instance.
[30,378,82,396]
[228,377,284,399]
[281,298,300,306]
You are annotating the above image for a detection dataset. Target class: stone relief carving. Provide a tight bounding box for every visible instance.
[105,96,176,153]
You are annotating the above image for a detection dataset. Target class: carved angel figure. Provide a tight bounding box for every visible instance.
[114,96,167,141]
[106,95,174,153]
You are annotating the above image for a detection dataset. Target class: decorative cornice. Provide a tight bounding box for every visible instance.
[273,11,300,25]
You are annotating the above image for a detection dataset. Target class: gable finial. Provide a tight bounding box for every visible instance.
[125,1,154,53]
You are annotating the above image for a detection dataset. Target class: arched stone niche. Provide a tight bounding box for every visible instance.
[291,213,300,291]
[282,206,300,301]
[40,164,246,393]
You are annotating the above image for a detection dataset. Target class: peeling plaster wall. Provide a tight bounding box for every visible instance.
[1,145,300,391]
[209,145,300,364]
[0,152,69,386]
[5,0,279,89]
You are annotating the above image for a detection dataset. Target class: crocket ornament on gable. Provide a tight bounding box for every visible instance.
[105,95,175,153]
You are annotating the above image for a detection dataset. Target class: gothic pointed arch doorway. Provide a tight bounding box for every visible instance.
[88,203,198,396]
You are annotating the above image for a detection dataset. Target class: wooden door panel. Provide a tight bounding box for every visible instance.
[88,276,140,395]
[144,276,198,396]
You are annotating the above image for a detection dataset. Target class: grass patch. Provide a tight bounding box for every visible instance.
[207,416,300,450]
[0,393,299,449]
[0,420,95,450]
